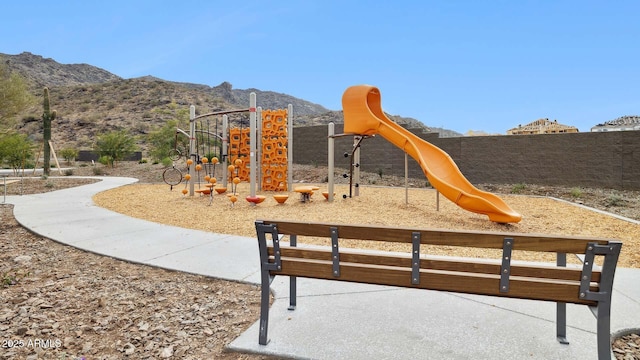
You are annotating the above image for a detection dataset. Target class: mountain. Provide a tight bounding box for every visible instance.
[2,52,121,87]
[1,52,435,153]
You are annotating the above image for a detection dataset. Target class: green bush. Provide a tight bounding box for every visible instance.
[1,270,30,288]
[98,155,112,166]
[94,130,137,167]
[511,183,527,194]
[147,119,188,162]
[59,148,79,164]
[606,195,622,207]
[161,157,173,167]
[0,133,33,174]
[64,169,74,176]
[569,187,582,198]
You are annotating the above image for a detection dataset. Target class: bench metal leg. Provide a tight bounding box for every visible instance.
[556,302,569,344]
[595,301,612,360]
[288,276,297,310]
[556,253,569,344]
[259,269,271,345]
[288,235,297,310]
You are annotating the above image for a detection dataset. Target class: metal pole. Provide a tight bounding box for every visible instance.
[257,106,262,191]
[222,115,229,189]
[405,153,409,205]
[189,105,196,196]
[354,136,360,197]
[287,104,293,191]
[249,92,257,199]
[328,123,335,202]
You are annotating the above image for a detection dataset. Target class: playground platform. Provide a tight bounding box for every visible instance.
[5,177,640,359]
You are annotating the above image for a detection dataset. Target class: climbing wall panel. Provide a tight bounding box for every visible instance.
[228,128,250,181]
[261,109,288,191]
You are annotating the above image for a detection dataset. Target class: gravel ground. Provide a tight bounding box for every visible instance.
[1,161,639,359]
[0,203,273,360]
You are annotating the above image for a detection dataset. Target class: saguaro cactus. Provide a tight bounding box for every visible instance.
[42,87,57,176]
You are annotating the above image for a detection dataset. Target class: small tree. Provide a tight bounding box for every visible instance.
[0,133,33,175]
[147,120,188,162]
[94,130,137,167]
[0,62,35,130]
[59,147,79,165]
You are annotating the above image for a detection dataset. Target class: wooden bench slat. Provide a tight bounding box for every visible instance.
[262,220,611,253]
[277,257,598,306]
[269,247,601,282]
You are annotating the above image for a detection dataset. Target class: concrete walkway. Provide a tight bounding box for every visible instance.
[5,177,640,360]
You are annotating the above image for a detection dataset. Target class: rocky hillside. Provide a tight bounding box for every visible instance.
[1,52,435,153]
[2,52,121,88]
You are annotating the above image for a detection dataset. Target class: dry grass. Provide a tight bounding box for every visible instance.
[93,182,640,269]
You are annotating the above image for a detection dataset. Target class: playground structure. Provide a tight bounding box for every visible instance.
[163,92,293,204]
[330,85,522,223]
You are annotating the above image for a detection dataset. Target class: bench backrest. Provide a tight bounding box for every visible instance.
[256,220,622,306]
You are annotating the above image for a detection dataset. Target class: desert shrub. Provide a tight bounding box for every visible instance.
[94,130,137,167]
[64,169,74,176]
[147,120,188,162]
[607,195,622,207]
[59,147,79,164]
[570,187,583,198]
[511,183,526,194]
[92,167,105,176]
[161,157,172,167]
[98,155,112,166]
[0,133,33,174]
[2,270,30,288]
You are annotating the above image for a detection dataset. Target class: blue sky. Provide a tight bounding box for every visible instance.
[2,1,639,134]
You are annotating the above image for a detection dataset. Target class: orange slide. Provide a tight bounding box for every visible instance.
[342,85,522,223]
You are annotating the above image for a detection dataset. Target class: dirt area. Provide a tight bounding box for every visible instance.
[1,161,639,359]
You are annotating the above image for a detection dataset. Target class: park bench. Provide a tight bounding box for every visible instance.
[255,220,622,359]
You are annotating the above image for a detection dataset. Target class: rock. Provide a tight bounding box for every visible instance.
[123,342,135,355]
[138,321,150,331]
[82,342,93,352]
[160,345,174,358]
[13,255,32,264]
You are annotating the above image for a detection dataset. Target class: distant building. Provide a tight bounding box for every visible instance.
[507,118,579,135]
[465,130,500,136]
[591,115,640,132]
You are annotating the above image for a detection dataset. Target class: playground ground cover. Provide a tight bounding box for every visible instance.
[92,181,640,269]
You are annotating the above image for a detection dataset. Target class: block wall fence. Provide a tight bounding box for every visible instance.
[292,124,640,190]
